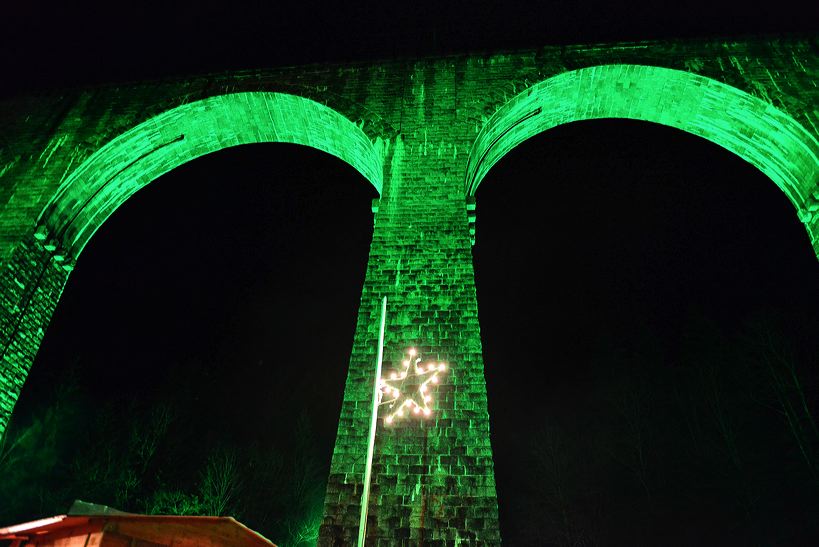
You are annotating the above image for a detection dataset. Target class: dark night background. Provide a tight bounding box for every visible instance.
[1,2,818,546]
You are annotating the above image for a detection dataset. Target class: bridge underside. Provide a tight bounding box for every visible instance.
[0,36,816,545]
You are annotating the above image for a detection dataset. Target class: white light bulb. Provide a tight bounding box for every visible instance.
[390,372,397,379]
[438,363,446,371]
[423,408,431,416]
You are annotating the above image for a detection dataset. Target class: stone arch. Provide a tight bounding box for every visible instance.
[35,91,383,264]
[0,91,383,439]
[466,64,819,257]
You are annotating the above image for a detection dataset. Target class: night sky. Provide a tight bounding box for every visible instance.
[2,2,818,546]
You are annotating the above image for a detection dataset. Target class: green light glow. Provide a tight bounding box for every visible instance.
[36,92,383,262]
[466,64,818,219]
[379,348,447,424]
[1,43,815,545]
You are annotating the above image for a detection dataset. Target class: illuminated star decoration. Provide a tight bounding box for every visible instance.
[379,348,447,425]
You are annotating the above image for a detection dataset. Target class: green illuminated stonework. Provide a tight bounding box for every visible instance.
[1,37,818,544]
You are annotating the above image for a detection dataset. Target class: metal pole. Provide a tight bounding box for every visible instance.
[358,296,387,547]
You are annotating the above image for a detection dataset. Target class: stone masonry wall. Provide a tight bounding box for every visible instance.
[0,35,816,545]
[319,59,501,545]
[0,239,69,435]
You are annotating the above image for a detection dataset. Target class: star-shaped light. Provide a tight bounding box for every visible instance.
[379,348,447,425]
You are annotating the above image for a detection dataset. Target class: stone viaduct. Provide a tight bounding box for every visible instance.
[0,35,817,545]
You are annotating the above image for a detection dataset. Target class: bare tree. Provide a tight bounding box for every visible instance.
[529,424,602,547]
[199,446,242,517]
[607,376,654,505]
[700,361,759,523]
[752,325,819,483]
[280,413,325,546]
[145,489,202,515]
[532,425,579,546]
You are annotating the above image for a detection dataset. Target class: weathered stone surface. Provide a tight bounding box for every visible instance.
[0,36,816,544]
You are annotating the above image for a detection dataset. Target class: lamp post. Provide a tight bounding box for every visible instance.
[357,297,448,546]
[358,296,387,547]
